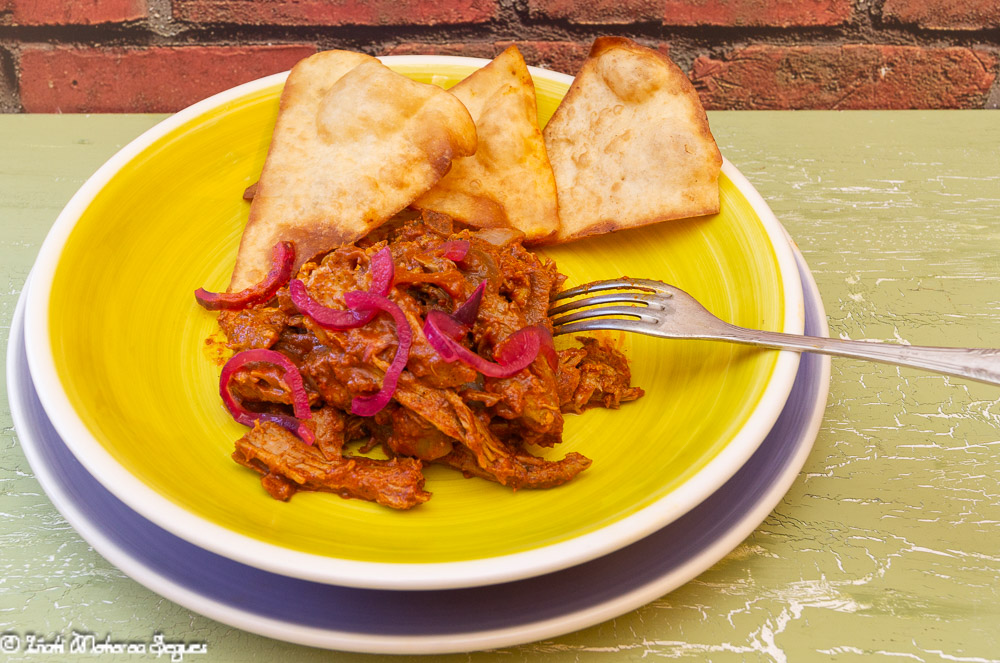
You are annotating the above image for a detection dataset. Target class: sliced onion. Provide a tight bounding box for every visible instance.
[343,291,412,417]
[289,279,371,329]
[452,280,485,328]
[220,348,314,444]
[472,227,523,247]
[498,325,558,373]
[419,281,484,354]
[535,326,558,372]
[195,241,293,311]
[423,310,544,379]
[289,246,395,329]
[424,310,467,357]
[438,239,470,262]
[367,246,395,295]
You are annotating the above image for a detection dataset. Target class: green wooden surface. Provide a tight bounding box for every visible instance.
[2,111,1000,662]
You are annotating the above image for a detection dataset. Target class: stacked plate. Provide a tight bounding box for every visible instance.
[7,57,830,654]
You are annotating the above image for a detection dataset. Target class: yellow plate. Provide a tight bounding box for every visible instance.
[25,56,804,590]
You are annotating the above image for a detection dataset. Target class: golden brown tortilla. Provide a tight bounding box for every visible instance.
[230,51,478,290]
[541,37,722,244]
[411,45,560,244]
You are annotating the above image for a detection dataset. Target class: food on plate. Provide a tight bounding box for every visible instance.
[411,45,560,244]
[196,37,728,508]
[229,50,477,291]
[196,242,294,310]
[211,215,643,508]
[542,36,723,243]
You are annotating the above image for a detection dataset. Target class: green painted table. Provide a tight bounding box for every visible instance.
[2,112,999,662]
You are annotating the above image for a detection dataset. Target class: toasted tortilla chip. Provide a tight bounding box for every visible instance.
[230,51,477,290]
[411,45,559,244]
[542,37,722,244]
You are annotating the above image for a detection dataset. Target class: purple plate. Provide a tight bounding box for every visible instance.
[8,243,829,654]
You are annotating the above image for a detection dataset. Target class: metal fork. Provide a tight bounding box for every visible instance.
[549,278,1000,386]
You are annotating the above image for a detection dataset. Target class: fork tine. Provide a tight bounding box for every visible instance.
[618,278,678,294]
[550,278,676,302]
[548,291,656,316]
[551,304,658,327]
[551,317,659,337]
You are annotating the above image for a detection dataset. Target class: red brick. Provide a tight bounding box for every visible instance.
[527,0,661,24]
[385,42,503,61]
[386,40,669,76]
[3,0,147,25]
[528,0,851,25]
[882,0,1000,30]
[663,0,851,26]
[19,45,317,113]
[173,0,497,25]
[691,45,998,109]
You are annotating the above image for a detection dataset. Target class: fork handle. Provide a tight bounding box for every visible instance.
[710,325,1000,386]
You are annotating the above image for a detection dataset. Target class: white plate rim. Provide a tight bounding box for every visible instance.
[22,55,805,590]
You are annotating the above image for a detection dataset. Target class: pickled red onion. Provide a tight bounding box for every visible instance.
[438,239,470,262]
[289,246,395,329]
[535,326,558,372]
[289,279,371,330]
[219,348,314,444]
[498,325,558,373]
[419,281,483,357]
[423,310,547,378]
[452,280,485,328]
[366,246,395,295]
[343,291,412,417]
[195,241,293,310]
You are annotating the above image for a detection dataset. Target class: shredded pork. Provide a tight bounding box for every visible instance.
[218,214,643,508]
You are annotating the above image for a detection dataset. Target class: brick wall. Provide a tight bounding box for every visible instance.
[1,0,997,112]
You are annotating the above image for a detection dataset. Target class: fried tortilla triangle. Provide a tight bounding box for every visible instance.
[230,51,478,290]
[411,45,560,244]
[542,37,722,244]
